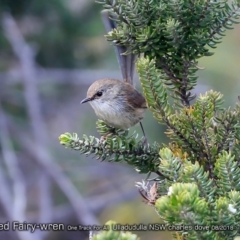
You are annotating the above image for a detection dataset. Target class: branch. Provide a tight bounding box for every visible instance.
[21,135,99,225]
[0,105,27,221]
[2,12,98,225]
[2,14,53,236]
[0,158,13,219]
[38,175,52,239]
[59,130,160,174]
[2,12,46,141]
[0,68,121,85]
[0,104,39,240]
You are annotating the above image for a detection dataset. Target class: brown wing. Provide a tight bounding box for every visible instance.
[124,84,146,109]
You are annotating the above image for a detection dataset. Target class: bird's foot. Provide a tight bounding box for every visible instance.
[100,133,109,143]
[99,128,116,143]
[141,136,148,148]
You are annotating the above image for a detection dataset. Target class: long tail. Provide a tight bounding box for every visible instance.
[101,10,136,86]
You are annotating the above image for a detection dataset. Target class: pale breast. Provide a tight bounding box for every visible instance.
[90,100,145,129]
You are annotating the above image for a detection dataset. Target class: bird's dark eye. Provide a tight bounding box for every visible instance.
[96,91,103,97]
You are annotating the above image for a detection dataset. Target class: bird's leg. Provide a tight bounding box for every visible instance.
[100,126,117,142]
[140,122,148,147]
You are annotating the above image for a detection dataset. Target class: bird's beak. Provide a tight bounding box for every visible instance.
[80,97,92,104]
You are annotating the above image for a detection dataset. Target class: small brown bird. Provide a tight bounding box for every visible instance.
[81,78,147,130]
[81,10,147,138]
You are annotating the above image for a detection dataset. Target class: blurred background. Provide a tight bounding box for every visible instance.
[0,0,239,240]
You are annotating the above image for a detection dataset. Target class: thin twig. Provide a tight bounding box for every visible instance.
[0,105,38,240]
[0,69,121,85]
[20,135,99,225]
[38,174,52,239]
[0,105,27,221]
[2,12,99,225]
[2,14,52,236]
[0,158,13,219]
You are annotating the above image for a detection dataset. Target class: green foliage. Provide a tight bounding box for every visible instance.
[93,221,140,240]
[59,0,240,239]
[165,91,231,165]
[98,0,240,105]
[59,120,160,174]
[180,161,215,204]
[154,148,240,239]
[136,57,172,123]
[214,151,240,194]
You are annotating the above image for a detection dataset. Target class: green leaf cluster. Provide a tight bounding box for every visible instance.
[93,221,140,240]
[155,148,240,239]
[137,57,240,172]
[59,0,240,239]
[99,0,240,59]
[59,120,160,174]
[98,0,240,105]
[135,56,240,238]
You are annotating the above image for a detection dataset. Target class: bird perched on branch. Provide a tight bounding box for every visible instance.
[81,10,147,138]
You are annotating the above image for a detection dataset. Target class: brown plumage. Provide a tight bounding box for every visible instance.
[81,79,146,129]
